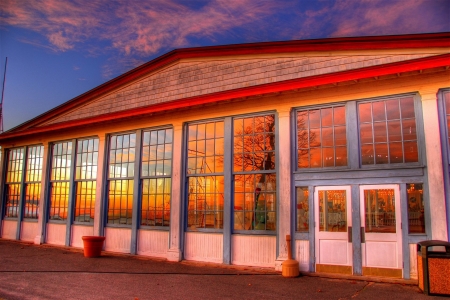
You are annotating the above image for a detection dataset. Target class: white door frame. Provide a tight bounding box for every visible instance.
[314,185,352,274]
[359,184,403,277]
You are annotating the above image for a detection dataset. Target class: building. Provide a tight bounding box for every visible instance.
[0,32,449,279]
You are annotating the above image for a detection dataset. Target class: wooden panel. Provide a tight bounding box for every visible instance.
[362,266,402,278]
[184,232,223,263]
[295,240,309,271]
[137,230,169,258]
[1,220,17,239]
[71,225,94,248]
[316,264,352,275]
[231,235,276,267]
[409,243,418,280]
[46,223,66,245]
[45,54,433,125]
[104,227,131,253]
[20,222,38,242]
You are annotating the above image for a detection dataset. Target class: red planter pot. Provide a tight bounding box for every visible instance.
[82,236,105,258]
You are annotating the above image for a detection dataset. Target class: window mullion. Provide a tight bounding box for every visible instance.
[15,146,27,239]
[65,139,77,246]
[130,129,142,255]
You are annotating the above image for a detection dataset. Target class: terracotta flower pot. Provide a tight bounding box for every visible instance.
[82,236,105,258]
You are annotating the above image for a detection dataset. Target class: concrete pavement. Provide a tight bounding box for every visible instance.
[0,239,443,300]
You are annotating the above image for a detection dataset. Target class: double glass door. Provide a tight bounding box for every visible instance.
[314,185,402,277]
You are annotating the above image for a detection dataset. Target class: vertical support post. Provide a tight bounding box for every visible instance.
[16,146,27,240]
[400,183,410,279]
[275,108,292,271]
[167,123,183,261]
[93,134,107,237]
[65,139,77,246]
[420,90,448,240]
[0,147,7,235]
[223,117,232,264]
[351,184,362,275]
[308,186,315,272]
[130,130,142,255]
[35,142,50,245]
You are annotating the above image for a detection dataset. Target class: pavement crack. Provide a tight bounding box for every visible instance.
[351,281,372,298]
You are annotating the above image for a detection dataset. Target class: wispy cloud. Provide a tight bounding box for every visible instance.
[1,0,448,77]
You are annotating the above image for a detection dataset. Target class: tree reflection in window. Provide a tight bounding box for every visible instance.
[233,114,276,231]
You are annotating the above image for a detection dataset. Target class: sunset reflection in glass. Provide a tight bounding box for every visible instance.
[107,133,136,225]
[187,121,224,229]
[359,97,418,165]
[49,141,72,221]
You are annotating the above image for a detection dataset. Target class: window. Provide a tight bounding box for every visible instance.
[49,141,72,221]
[359,96,418,165]
[407,183,425,234]
[296,187,309,232]
[187,121,224,229]
[74,138,98,223]
[444,91,450,152]
[24,145,43,219]
[233,115,276,231]
[297,106,347,168]
[4,148,24,218]
[141,129,173,227]
[107,133,136,225]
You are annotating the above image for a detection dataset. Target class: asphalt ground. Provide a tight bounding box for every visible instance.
[0,239,445,300]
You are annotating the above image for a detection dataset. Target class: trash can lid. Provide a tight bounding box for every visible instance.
[417,240,450,247]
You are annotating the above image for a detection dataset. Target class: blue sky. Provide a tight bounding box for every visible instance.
[1,0,449,131]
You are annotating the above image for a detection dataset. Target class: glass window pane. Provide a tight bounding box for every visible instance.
[334,106,346,125]
[375,143,388,164]
[386,99,400,120]
[359,103,372,123]
[318,190,347,232]
[407,183,425,234]
[389,142,403,164]
[373,122,387,143]
[400,97,415,119]
[296,187,309,232]
[404,141,418,163]
[321,108,332,127]
[364,189,396,233]
[335,147,347,167]
[387,120,402,142]
[361,144,374,165]
[372,101,386,122]
[309,110,320,128]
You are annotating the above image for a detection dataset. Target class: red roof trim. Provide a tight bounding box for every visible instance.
[1,53,448,141]
[8,32,450,132]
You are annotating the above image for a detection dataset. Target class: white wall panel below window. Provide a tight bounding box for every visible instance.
[295,240,309,271]
[104,227,131,253]
[20,222,38,242]
[409,243,418,280]
[46,223,66,245]
[137,230,169,258]
[231,235,276,268]
[71,225,94,248]
[184,232,223,263]
[1,220,17,239]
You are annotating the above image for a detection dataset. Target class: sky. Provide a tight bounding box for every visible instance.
[0,0,449,131]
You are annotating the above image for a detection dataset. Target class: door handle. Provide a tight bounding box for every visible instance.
[348,226,352,243]
[361,227,365,243]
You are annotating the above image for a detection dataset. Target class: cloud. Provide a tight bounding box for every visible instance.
[1,0,278,56]
[1,0,448,77]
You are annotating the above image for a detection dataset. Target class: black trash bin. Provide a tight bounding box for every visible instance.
[417,240,450,296]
